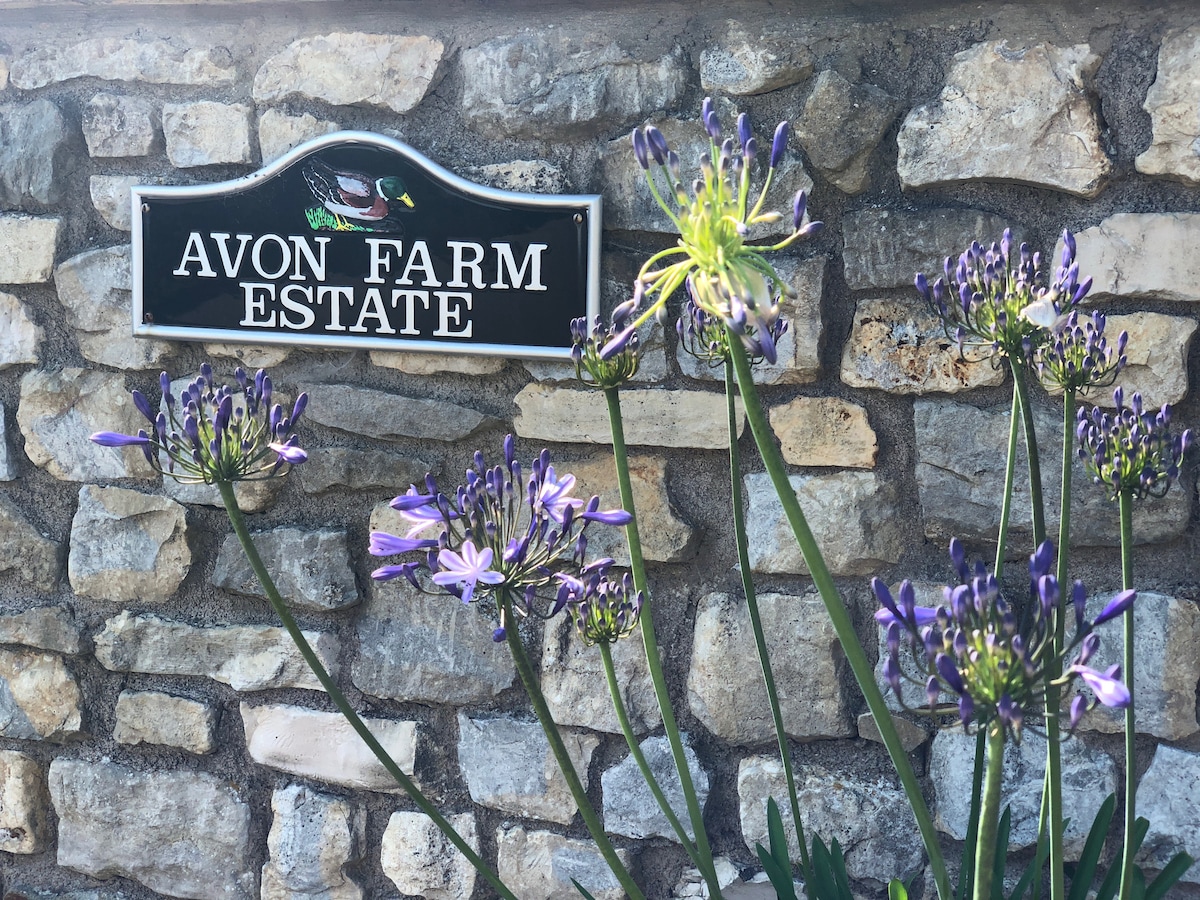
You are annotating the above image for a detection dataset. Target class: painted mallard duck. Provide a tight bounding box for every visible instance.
[302,158,415,231]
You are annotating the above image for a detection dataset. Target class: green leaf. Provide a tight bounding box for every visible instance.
[1066,793,1115,900]
[1145,853,1195,900]
[889,879,910,900]
[767,798,793,873]
[757,843,798,900]
[571,879,598,900]
[991,806,1012,899]
[830,838,852,900]
[811,837,840,900]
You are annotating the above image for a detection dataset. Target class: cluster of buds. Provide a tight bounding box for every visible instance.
[1036,309,1127,395]
[90,363,307,483]
[874,540,1131,739]
[571,294,642,388]
[556,567,644,646]
[1077,388,1192,500]
[369,436,633,641]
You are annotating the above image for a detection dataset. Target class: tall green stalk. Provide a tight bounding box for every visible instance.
[215,480,519,900]
[973,723,1008,900]
[1117,489,1136,900]
[1009,360,1047,547]
[994,388,1022,580]
[726,337,952,900]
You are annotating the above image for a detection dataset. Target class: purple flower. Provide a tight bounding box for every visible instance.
[1077,393,1190,500]
[770,121,789,168]
[369,532,439,556]
[1091,589,1137,627]
[631,128,649,170]
[90,431,150,447]
[1071,664,1131,708]
[536,467,585,523]
[431,540,504,604]
[269,442,307,465]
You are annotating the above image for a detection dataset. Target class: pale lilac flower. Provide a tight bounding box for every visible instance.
[431,541,504,604]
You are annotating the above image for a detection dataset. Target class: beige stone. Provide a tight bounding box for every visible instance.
[0,216,58,284]
[699,23,813,95]
[466,160,566,194]
[1137,27,1200,184]
[1085,312,1193,407]
[856,712,928,753]
[381,811,477,900]
[369,350,506,376]
[0,750,48,853]
[89,175,139,231]
[114,690,217,754]
[162,101,255,167]
[0,606,80,654]
[770,396,877,468]
[202,342,292,368]
[1066,213,1200,302]
[262,785,364,900]
[0,290,41,367]
[83,92,158,158]
[10,39,236,89]
[258,108,340,164]
[496,826,629,900]
[0,649,82,741]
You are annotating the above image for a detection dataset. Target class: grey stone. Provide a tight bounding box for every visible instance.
[0,649,81,741]
[1068,213,1200,303]
[0,215,60,283]
[161,472,281,514]
[465,160,567,194]
[461,33,685,139]
[0,495,60,589]
[0,401,9,481]
[298,446,430,495]
[0,101,72,209]
[770,396,877,468]
[688,591,851,744]
[94,611,338,692]
[1137,745,1200,882]
[49,758,254,900]
[842,208,1015,291]
[0,750,48,853]
[113,690,216,755]
[1137,27,1200,185]
[929,729,1115,853]
[914,398,1192,546]
[55,247,171,369]
[0,292,42,366]
[261,784,364,900]
[241,703,417,792]
[0,605,80,654]
[699,23,813,95]
[162,101,255,168]
[212,527,358,612]
[82,93,158,158]
[11,39,236,88]
[898,42,1110,197]
[856,711,928,753]
[795,71,899,194]
[602,734,708,841]
[89,176,139,231]
[68,485,190,603]
[258,108,339,164]
[300,382,494,443]
[370,350,508,377]
[457,712,597,825]
[744,471,904,576]
[254,34,443,114]
[203,342,292,369]
[381,811,478,900]
[496,825,630,900]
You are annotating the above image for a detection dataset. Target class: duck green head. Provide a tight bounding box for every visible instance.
[377,176,414,209]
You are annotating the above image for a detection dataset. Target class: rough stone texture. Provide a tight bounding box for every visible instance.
[1091,312,1194,407]
[0,215,59,283]
[0,496,60,589]
[515,385,741,448]
[540,613,661,735]
[842,208,1015,291]
[840,298,1008,393]
[352,574,514,706]
[1136,27,1200,184]
[464,160,567,194]
[856,711,929,753]
[381,811,477,900]
[82,93,158,158]
[458,713,598,825]
[0,291,41,367]
[0,401,11,481]
[770,397,877,468]
[914,398,1192,545]
[929,730,1115,853]
[0,101,72,209]
[688,591,851,743]
[699,23,813,94]
[212,527,358,611]
[496,826,629,900]
[1137,745,1200,882]
[0,606,81,654]
[603,734,709,841]
[0,750,48,853]
[300,382,494,443]
[744,471,904,576]
[113,690,217,754]
[11,39,236,88]
[897,41,1110,197]
[261,784,364,900]
[55,246,171,369]
[162,101,255,168]
[0,649,82,742]
[162,475,281,515]
[794,70,899,194]
[241,703,417,792]
[88,176,139,231]
[203,342,292,369]
[1068,213,1200,303]
[258,108,339,164]
[299,446,430,495]
[369,350,507,377]
[94,611,338,692]
[254,34,444,114]
[49,758,254,900]
[462,33,685,139]
[68,485,190,603]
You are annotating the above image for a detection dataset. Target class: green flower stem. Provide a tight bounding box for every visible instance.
[602,386,722,900]
[1118,488,1136,900]
[215,480,519,900]
[726,337,952,900]
[973,723,1007,900]
[956,730,987,900]
[724,356,812,881]
[1010,359,1047,546]
[500,592,646,900]
[994,387,1022,580]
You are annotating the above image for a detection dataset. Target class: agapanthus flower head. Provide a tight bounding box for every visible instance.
[1036,309,1127,395]
[90,364,307,484]
[561,568,644,646]
[1076,390,1191,500]
[571,299,642,389]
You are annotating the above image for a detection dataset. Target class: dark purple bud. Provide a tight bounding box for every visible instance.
[160,372,174,408]
[744,136,757,163]
[270,441,307,465]
[770,121,789,168]
[1091,588,1136,626]
[926,675,940,709]
[792,190,807,231]
[131,390,154,423]
[492,626,507,642]
[580,506,632,526]
[290,393,308,427]
[200,361,213,384]
[737,112,752,149]
[599,324,637,360]
[958,693,974,729]
[1068,694,1088,731]
[90,431,150,447]
[705,110,721,141]
[948,537,967,580]
[883,655,901,696]
[1030,540,1054,579]
[1073,581,1087,630]
[1061,229,1076,267]
[631,128,649,170]
[871,577,902,623]
[1077,632,1100,667]
[915,273,931,303]
[371,562,423,587]
[645,126,668,165]
[936,653,965,694]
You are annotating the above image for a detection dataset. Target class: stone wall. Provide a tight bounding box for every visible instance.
[2,1,1200,898]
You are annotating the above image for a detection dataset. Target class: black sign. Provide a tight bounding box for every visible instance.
[133,132,600,359]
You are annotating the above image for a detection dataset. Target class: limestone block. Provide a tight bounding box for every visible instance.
[1137,745,1200,882]
[299,382,495,442]
[795,70,899,194]
[699,23,813,95]
[840,298,1008,394]
[254,34,443,114]
[241,703,417,792]
[0,496,59,588]
[0,401,11,481]
[10,39,236,88]
[0,750,48,853]
[299,446,430,495]
[203,343,292,368]
[162,101,254,168]
[381,811,477,900]
[688,591,851,743]
[1067,213,1200,303]
[856,712,929,753]
[602,734,709,841]
[94,611,338,692]
[898,41,1110,197]
[82,93,158,158]
[744,471,904,576]
[1087,312,1194,407]
[0,215,59,283]
[258,108,339,164]
[68,485,189,603]
[462,33,685,139]
[458,712,597,825]
[88,176,139,231]
[463,160,567,194]
[369,350,507,377]
[49,758,254,900]
[212,527,358,611]
[113,690,217,754]
[0,292,41,367]
[496,826,630,900]
[0,101,71,208]
[0,605,80,654]
[914,398,1192,546]
[930,730,1115,853]
[770,397,877,468]
[0,648,81,741]
[161,472,281,514]
[1137,27,1200,185]
[261,784,364,900]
